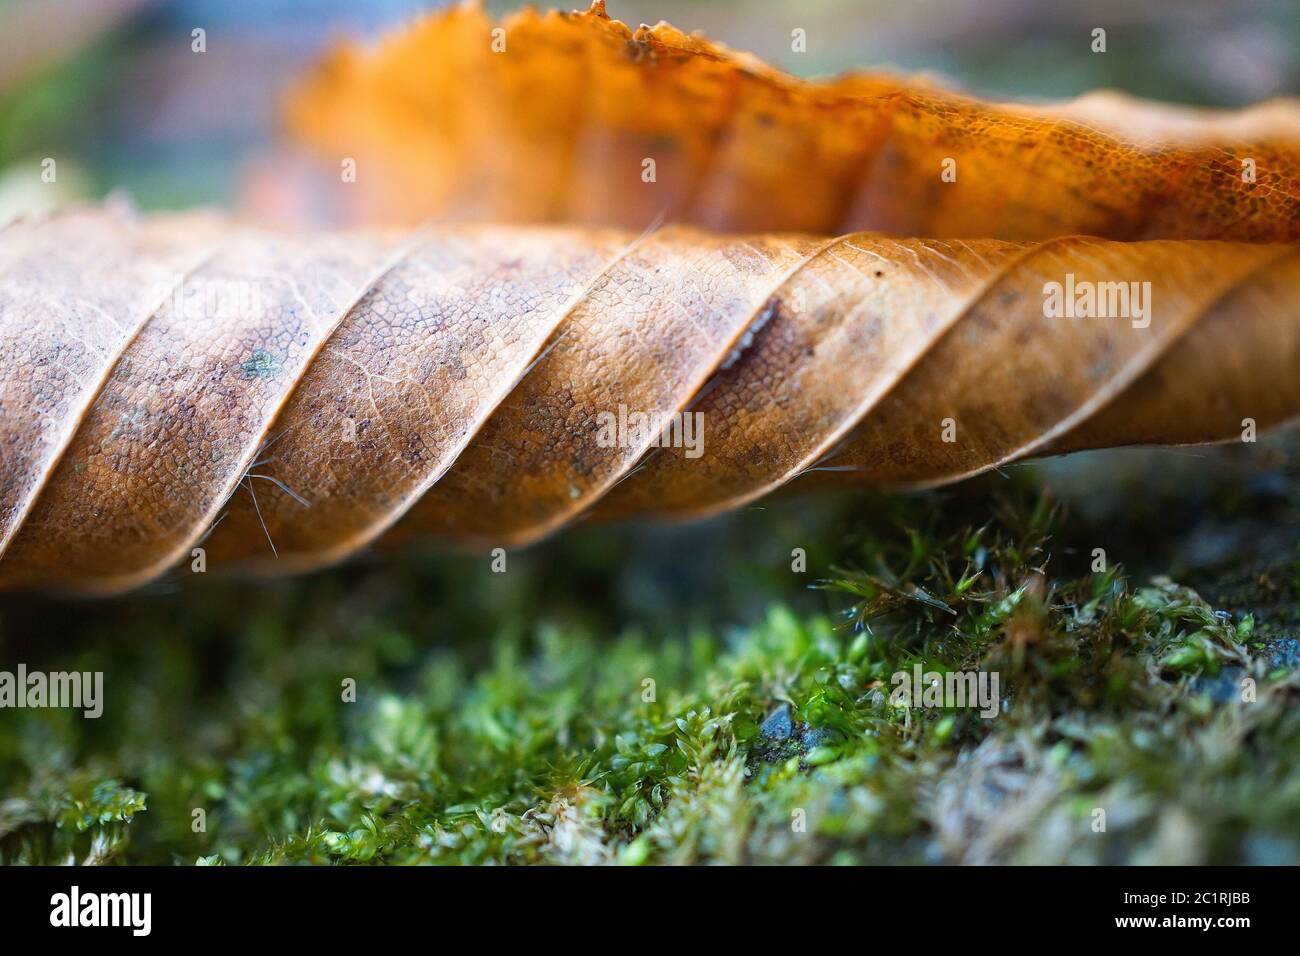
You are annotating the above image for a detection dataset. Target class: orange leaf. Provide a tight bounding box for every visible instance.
[286,1,1300,240]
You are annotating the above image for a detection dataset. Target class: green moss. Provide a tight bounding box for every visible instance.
[1,441,1299,865]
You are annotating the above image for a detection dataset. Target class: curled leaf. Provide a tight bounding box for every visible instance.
[286,1,1300,240]
[1,207,1296,592]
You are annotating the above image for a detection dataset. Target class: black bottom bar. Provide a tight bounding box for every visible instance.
[0,864,1280,942]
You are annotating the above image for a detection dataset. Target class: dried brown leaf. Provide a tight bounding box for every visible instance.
[0,208,1296,592]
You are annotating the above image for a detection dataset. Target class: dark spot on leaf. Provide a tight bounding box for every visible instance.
[240,348,282,380]
[625,38,654,63]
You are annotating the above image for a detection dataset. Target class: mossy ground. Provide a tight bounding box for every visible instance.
[1,438,1298,865]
